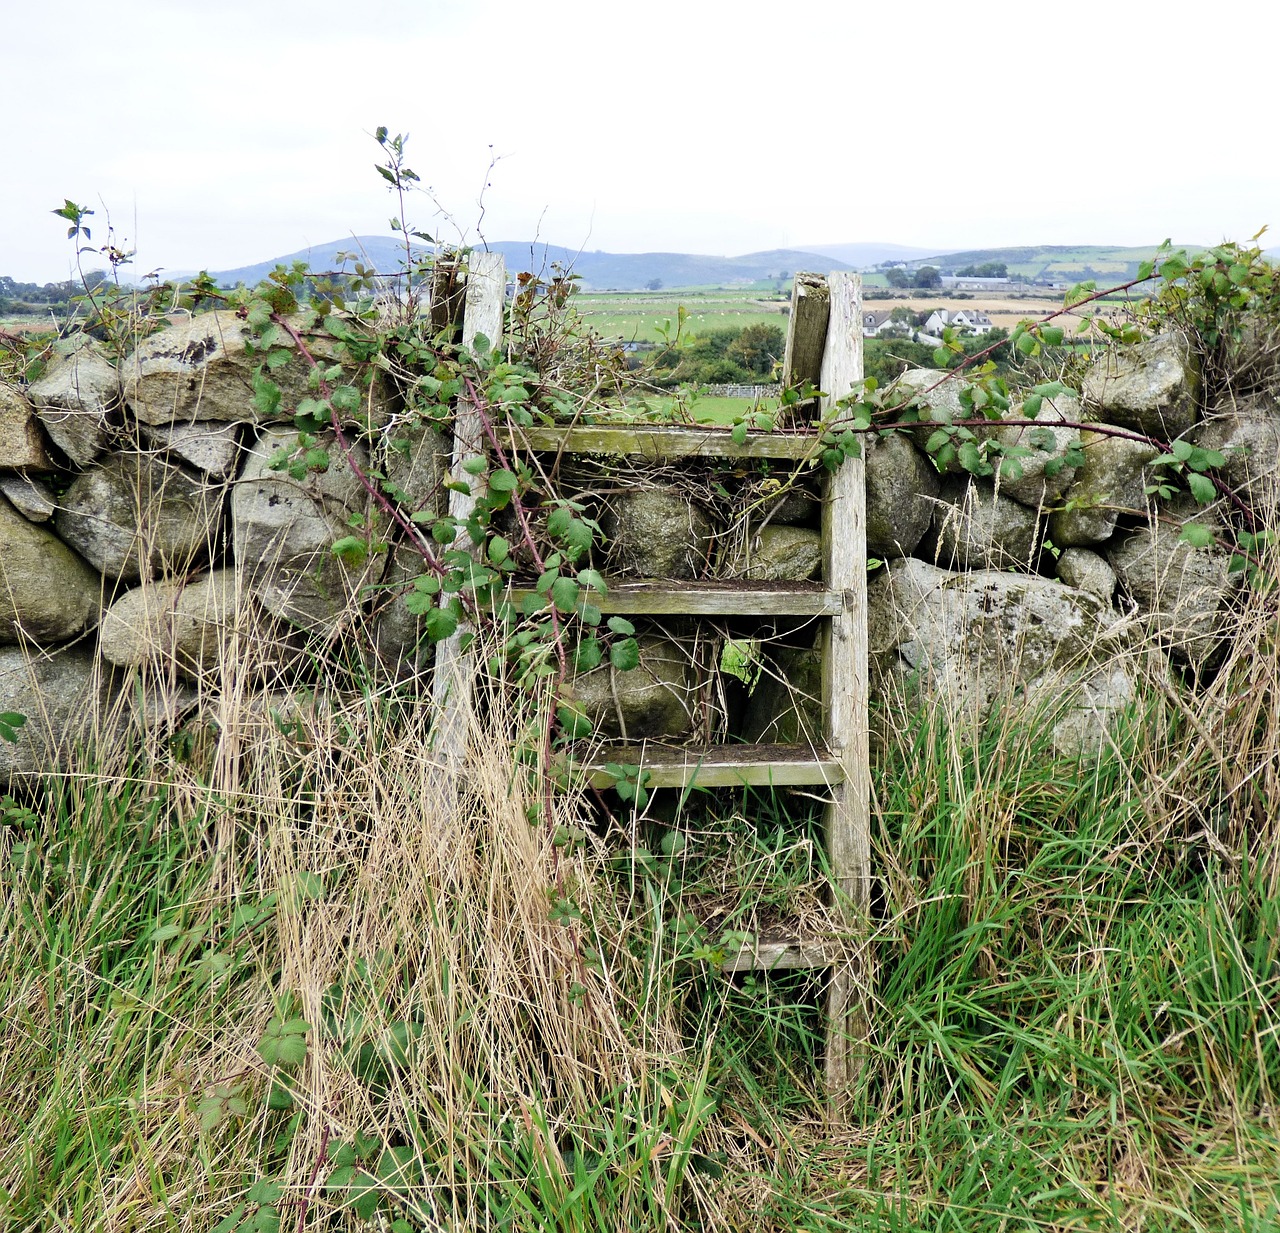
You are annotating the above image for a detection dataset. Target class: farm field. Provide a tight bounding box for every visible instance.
[575,288,791,343]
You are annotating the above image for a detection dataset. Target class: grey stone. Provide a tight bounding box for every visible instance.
[992,391,1082,509]
[0,474,56,522]
[0,384,54,471]
[367,542,432,682]
[27,335,120,465]
[1048,428,1161,546]
[868,556,1139,752]
[865,431,939,558]
[890,368,969,471]
[1106,496,1237,672]
[922,476,1040,570]
[98,569,288,680]
[381,419,448,515]
[141,421,244,478]
[0,645,110,781]
[1055,548,1116,603]
[123,310,387,427]
[729,525,822,581]
[54,453,222,584]
[1191,400,1280,524]
[741,640,822,744]
[567,635,696,740]
[601,489,714,579]
[1082,332,1200,439]
[0,495,102,645]
[232,428,389,634]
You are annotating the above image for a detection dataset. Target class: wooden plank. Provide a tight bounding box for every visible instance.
[818,271,871,1112]
[510,580,843,618]
[430,252,507,768]
[782,272,831,413]
[722,939,835,973]
[493,423,819,461]
[579,743,843,789]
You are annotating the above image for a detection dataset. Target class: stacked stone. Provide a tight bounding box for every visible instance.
[1,312,442,781]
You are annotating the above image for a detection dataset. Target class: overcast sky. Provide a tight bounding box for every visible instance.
[6,0,1277,283]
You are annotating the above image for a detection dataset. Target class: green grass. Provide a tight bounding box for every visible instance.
[575,289,790,344]
[4,566,1280,1230]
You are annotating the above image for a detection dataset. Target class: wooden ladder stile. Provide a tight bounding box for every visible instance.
[438,266,870,1113]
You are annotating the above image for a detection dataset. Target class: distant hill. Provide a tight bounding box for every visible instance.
[207,237,851,291]
[800,241,965,266]
[907,244,1198,283]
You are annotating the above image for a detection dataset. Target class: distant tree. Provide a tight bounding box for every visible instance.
[726,323,785,375]
[889,306,915,325]
[645,278,663,291]
[956,262,1008,278]
[913,266,942,289]
[884,267,912,288]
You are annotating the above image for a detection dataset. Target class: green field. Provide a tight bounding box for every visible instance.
[576,289,790,343]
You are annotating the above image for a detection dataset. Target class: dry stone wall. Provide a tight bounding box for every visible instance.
[0,311,437,783]
[2,305,1278,782]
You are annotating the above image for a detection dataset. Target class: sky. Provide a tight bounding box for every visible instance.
[5,0,1278,284]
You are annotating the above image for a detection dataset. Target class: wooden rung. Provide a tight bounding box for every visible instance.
[494,423,820,461]
[511,580,843,617]
[580,743,843,789]
[722,938,836,972]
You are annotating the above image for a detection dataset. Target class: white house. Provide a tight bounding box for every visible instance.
[923,308,995,335]
[862,309,910,338]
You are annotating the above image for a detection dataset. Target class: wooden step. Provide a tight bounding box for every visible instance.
[494,422,820,461]
[511,579,843,618]
[722,936,837,972]
[582,743,843,789]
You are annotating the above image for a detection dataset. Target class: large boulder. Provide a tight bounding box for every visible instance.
[0,645,110,781]
[1047,428,1161,546]
[54,453,222,584]
[0,474,56,523]
[232,428,389,634]
[140,421,245,478]
[123,310,386,427]
[26,335,120,465]
[380,419,449,515]
[729,525,822,581]
[1082,332,1200,439]
[868,557,1140,755]
[865,431,939,558]
[889,368,968,472]
[600,489,714,579]
[922,476,1040,570]
[0,496,102,645]
[1106,496,1237,673]
[1055,547,1116,604]
[98,569,290,681]
[991,391,1082,509]
[1190,399,1280,524]
[566,635,696,740]
[0,384,55,471]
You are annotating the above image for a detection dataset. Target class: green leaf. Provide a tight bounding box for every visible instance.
[1187,472,1217,504]
[610,638,640,672]
[330,536,368,569]
[247,1179,283,1205]
[487,535,511,566]
[462,455,487,475]
[550,576,580,612]
[424,605,458,642]
[0,710,25,744]
[577,568,607,594]
[1040,326,1064,346]
[932,348,950,367]
[488,470,518,493]
[1170,439,1194,462]
[557,704,593,739]
[1022,394,1043,419]
[731,422,748,446]
[606,616,635,636]
[574,637,602,671]
[258,1017,310,1069]
[1178,522,1216,549]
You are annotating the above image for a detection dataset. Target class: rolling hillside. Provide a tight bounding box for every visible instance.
[207,238,852,292]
